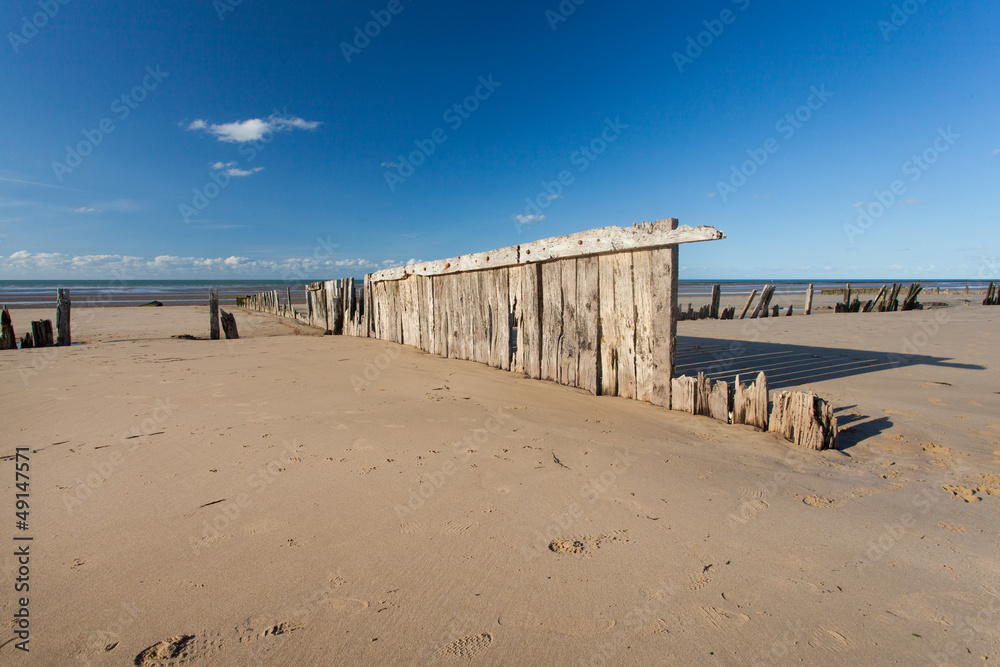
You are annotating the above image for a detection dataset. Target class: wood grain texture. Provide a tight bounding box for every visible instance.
[540,261,562,382]
[614,252,636,399]
[598,254,618,396]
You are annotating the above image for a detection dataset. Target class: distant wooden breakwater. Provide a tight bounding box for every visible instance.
[237,219,840,451]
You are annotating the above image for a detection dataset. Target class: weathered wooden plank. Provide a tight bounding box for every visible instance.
[576,256,599,395]
[710,284,721,319]
[369,222,725,282]
[540,261,562,382]
[492,268,510,371]
[632,249,655,402]
[598,254,618,396]
[56,288,71,346]
[521,264,542,379]
[557,259,578,387]
[804,283,814,315]
[614,252,636,399]
[509,265,524,374]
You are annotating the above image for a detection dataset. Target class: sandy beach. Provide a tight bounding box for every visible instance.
[1,304,998,665]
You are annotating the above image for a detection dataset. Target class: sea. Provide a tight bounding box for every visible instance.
[0,279,991,308]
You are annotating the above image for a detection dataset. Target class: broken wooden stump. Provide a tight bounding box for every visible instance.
[901,282,923,311]
[785,304,793,317]
[670,375,697,414]
[733,371,769,431]
[30,320,54,347]
[752,285,775,319]
[804,283,813,315]
[209,289,220,340]
[20,332,33,349]
[770,304,780,318]
[768,390,838,451]
[56,288,71,346]
[0,308,16,350]
[220,309,239,339]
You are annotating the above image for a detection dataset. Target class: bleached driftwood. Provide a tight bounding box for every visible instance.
[369,222,724,282]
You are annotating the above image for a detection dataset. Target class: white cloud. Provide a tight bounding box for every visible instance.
[71,199,142,214]
[993,149,1000,155]
[225,167,264,178]
[74,207,96,214]
[186,113,322,143]
[211,161,237,170]
[899,198,922,206]
[0,250,399,278]
[514,214,545,224]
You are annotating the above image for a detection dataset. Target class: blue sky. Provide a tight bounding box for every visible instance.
[1,0,997,279]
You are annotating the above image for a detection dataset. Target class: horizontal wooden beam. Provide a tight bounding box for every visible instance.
[369,220,724,283]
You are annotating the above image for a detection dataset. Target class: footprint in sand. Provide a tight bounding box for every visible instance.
[133,620,301,666]
[807,627,852,652]
[438,632,493,659]
[942,484,980,502]
[700,606,750,630]
[801,494,840,508]
[441,520,478,535]
[399,522,426,535]
[548,531,631,557]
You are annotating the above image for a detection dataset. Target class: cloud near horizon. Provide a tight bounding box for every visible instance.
[1,250,399,279]
[186,113,321,143]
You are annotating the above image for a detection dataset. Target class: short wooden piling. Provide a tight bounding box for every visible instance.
[0,308,16,350]
[56,288,71,346]
[220,309,239,339]
[710,284,721,319]
[804,283,813,315]
[209,289,220,340]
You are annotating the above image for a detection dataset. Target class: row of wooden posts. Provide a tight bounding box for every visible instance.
[676,281,927,322]
[832,282,922,313]
[0,289,71,350]
[670,371,838,450]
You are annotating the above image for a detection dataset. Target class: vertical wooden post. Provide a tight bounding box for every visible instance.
[56,289,71,346]
[209,289,220,340]
[804,284,813,315]
[710,284,721,319]
[1,307,17,350]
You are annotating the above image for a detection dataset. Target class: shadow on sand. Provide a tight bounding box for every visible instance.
[675,336,982,392]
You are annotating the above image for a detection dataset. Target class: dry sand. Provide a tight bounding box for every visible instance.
[1,304,998,665]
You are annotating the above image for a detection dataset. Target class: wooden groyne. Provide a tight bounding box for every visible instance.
[240,219,725,406]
